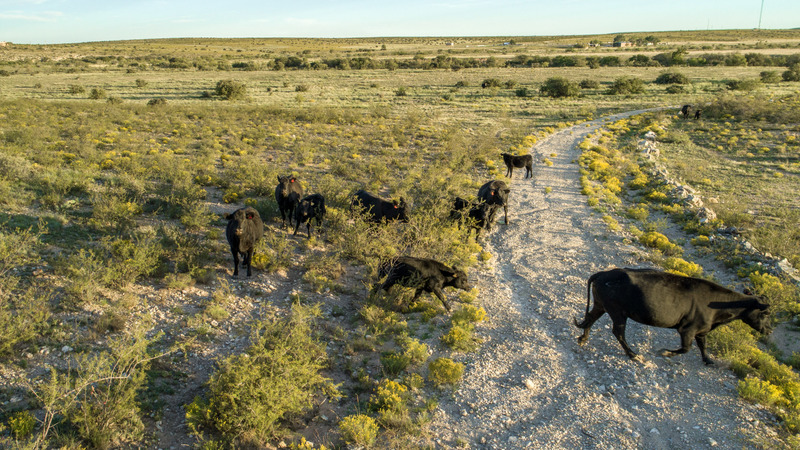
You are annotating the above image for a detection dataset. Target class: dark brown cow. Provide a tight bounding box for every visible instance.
[574,268,771,364]
[477,180,510,227]
[351,189,410,223]
[225,207,264,277]
[501,153,533,179]
[275,175,303,227]
[374,256,472,311]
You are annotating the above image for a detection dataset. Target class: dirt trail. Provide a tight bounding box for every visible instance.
[429,113,775,449]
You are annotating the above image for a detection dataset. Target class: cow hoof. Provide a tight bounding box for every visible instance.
[659,349,676,358]
[632,355,645,363]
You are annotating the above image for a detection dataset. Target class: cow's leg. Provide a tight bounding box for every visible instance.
[506,165,512,177]
[694,333,714,365]
[573,304,606,345]
[293,220,301,235]
[609,317,640,360]
[432,287,451,311]
[231,247,240,277]
[525,165,532,178]
[503,205,508,225]
[244,250,253,277]
[307,222,312,238]
[659,329,695,359]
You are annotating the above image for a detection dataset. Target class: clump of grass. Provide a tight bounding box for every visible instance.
[427,357,464,387]
[339,414,379,447]
[639,231,682,256]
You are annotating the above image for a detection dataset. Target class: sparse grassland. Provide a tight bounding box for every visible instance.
[1,30,799,448]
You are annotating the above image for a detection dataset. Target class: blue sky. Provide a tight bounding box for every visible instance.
[1,0,798,44]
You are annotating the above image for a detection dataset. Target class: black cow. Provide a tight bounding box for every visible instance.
[694,109,702,120]
[351,189,410,223]
[293,193,326,238]
[275,175,303,227]
[449,197,494,239]
[477,180,510,226]
[501,153,533,179]
[574,268,772,364]
[225,207,264,277]
[374,256,471,311]
[681,104,691,119]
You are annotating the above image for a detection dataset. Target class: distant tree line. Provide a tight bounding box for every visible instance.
[3,50,800,74]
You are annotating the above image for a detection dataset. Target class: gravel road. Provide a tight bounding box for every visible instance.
[428,113,777,449]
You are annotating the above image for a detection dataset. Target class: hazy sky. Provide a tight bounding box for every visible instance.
[1,0,797,44]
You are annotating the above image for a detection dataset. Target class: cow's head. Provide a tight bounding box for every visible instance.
[448,268,472,291]
[227,207,258,237]
[742,301,772,335]
[393,197,410,222]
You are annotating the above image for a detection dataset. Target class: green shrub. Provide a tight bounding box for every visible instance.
[339,414,378,447]
[68,84,85,94]
[215,79,247,100]
[135,79,148,88]
[607,76,645,95]
[663,257,703,277]
[381,351,410,376]
[654,72,689,85]
[739,376,783,407]
[29,322,155,448]
[402,339,429,367]
[540,77,579,98]
[441,324,478,352]
[186,304,338,441]
[481,78,502,88]
[147,98,167,107]
[725,78,761,91]
[450,304,486,325]
[665,85,686,94]
[8,410,36,439]
[760,71,781,83]
[89,88,107,99]
[639,231,682,256]
[579,79,600,89]
[514,87,530,97]
[782,64,800,82]
[427,357,464,387]
[395,86,408,96]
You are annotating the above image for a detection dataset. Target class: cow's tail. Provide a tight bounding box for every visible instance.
[574,271,602,328]
[585,271,603,315]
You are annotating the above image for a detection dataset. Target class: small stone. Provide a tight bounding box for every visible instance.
[650,428,660,435]
[61,345,73,353]
[709,438,718,447]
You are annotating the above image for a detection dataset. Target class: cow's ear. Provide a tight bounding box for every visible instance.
[290,177,296,183]
[503,189,511,194]
[225,213,233,220]
[246,212,254,219]
[490,191,495,196]
[277,175,282,183]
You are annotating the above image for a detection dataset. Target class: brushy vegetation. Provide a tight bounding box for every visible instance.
[186,304,338,446]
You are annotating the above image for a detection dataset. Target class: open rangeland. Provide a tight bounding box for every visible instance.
[0,31,799,448]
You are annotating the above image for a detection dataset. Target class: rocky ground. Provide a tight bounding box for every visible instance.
[427,113,782,449]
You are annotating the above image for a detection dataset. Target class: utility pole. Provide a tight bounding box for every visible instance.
[758,0,765,30]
